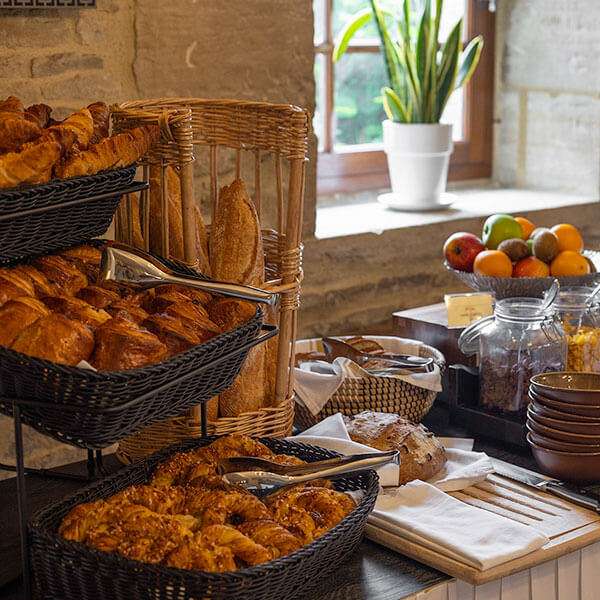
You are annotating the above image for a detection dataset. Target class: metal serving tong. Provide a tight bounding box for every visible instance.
[322,337,434,374]
[217,450,398,491]
[99,243,278,306]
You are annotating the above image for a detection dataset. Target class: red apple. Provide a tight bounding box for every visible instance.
[443,232,485,272]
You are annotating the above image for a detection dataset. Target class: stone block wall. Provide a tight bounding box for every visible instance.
[494,0,600,196]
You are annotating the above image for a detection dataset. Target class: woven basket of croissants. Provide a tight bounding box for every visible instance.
[29,435,378,600]
[0,241,271,449]
[111,99,309,459]
[0,96,159,260]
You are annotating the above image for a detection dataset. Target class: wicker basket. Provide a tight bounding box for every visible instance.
[294,336,446,430]
[110,99,308,461]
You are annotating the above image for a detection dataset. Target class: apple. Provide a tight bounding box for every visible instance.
[482,214,523,249]
[444,232,485,272]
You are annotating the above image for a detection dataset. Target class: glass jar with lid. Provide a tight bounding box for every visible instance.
[555,286,600,372]
[459,297,566,414]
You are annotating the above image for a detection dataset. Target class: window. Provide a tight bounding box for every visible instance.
[314,0,495,194]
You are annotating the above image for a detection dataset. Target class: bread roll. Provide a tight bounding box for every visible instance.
[210,180,266,417]
[11,313,94,366]
[345,411,446,485]
[91,318,168,371]
[0,296,50,346]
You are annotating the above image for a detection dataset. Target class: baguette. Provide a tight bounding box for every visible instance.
[211,179,266,417]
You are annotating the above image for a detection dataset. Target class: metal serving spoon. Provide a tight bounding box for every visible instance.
[217,450,398,490]
[99,243,278,306]
[322,337,434,373]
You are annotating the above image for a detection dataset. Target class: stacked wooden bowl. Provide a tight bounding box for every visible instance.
[527,372,600,482]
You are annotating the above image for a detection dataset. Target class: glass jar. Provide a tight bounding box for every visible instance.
[459,297,566,414]
[555,287,600,372]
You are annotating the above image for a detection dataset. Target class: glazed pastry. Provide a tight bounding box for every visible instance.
[105,300,149,324]
[0,139,62,188]
[143,289,190,313]
[42,295,111,330]
[76,285,121,309]
[45,107,94,151]
[150,449,217,488]
[238,520,302,559]
[90,317,168,371]
[60,244,102,280]
[0,269,35,307]
[11,264,54,297]
[155,284,212,307]
[11,313,94,365]
[24,103,52,129]
[0,296,50,346]
[208,298,256,331]
[162,300,210,328]
[0,96,42,153]
[110,485,187,515]
[87,102,110,144]
[32,255,88,296]
[142,314,201,356]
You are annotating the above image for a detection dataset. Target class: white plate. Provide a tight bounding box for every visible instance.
[377,192,457,212]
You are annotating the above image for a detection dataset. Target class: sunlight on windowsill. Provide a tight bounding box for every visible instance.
[315,183,598,240]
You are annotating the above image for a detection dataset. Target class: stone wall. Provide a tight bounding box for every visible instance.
[0,0,315,475]
[493,0,600,196]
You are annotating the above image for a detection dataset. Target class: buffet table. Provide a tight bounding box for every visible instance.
[3,406,600,600]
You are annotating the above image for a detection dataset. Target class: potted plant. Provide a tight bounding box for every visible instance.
[334,0,484,209]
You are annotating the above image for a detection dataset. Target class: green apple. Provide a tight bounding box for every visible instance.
[482,214,523,250]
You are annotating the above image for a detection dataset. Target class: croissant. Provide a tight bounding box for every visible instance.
[0,296,50,346]
[87,102,110,144]
[0,96,42,153]
[90,317,168,371]
[0,139,61,188]
[238,520,302,559]
[11,312,94,366]
[55,125,159,179]
[42,295,111,330]
[45,107,94,151]
[32,255,88,296]
[24,104,52,129]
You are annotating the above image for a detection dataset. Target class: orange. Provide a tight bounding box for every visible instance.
[515,217,536,240]
[513,256,550,278]
[551,224,584,253]
[474,250,513,278]
[550,251,590,277]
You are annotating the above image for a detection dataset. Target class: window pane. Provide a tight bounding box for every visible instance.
[313,0,326,46]
[333,0,380,41]
[334,52,387,148]
[314,53,326,151]
[442,87,464,141]
[439,0,467,41]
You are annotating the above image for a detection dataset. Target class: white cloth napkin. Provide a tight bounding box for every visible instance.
[294,336,442,416]
[368,481,548,570]
[296,413,493,489]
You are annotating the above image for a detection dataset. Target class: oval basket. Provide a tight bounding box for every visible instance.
[446,250,600,299]
[29,437,379,600]
[0,166,141,263]
[0,248,270,449]
[294,336,446,430]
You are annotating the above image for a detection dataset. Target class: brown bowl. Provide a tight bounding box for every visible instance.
[527,434,600,483]
[527,404,600,435]
[529,398,600,423]
[527,415,600,444]
[530,372,600,405]
[530,388,600,418]
[526,425,600,453]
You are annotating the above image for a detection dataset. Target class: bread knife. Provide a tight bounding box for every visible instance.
[491,458,600,512]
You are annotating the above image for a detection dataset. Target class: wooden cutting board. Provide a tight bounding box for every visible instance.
[366,472,600,585]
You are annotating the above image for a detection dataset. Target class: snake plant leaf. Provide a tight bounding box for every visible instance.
[416,1,431,91]
[383,87,411,123]
[436,19,462,120]
[402,0,411,50]
[455,35,484,89]
[332,9,373,63]
[369,0,402,92]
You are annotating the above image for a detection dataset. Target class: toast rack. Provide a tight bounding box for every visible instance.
[99,243,278,306]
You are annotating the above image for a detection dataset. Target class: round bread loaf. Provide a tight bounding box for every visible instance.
[344,411,446,485]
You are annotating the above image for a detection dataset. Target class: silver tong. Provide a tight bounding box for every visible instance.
[99,243,278,306]
[217,450,398,491]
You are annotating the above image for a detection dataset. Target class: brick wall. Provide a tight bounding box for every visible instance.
[494,0,600,196]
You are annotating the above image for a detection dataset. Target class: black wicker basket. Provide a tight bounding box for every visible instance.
[0,166,142,262]
[29,437,379,600]
[0,244,272,448]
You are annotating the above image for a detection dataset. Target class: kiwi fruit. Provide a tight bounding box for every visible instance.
[533,230,559,263]
[530,227,551,240]
[498,238,529,262]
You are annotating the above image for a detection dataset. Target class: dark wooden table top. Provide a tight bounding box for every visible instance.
[0,404,537,600]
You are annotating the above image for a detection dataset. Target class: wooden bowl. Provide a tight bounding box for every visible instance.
[527,435,600,483]
[529,388,600,418]
[526,425,600,453]
[527,405,600,435]
[527,415,600,444]
[530,372,600,405]
[529,397,600,423]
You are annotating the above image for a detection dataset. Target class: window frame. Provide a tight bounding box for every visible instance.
[315,0,495,194]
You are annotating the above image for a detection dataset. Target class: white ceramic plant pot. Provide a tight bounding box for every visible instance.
[382,120,453,209]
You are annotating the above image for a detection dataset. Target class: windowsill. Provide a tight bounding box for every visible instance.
[315,182,598,239]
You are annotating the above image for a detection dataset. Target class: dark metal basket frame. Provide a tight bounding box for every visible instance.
[28,436,379,600]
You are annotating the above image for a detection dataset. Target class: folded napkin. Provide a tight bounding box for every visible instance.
[368,481,548,570]
[296,413,493,490]
[294,336,442,416]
